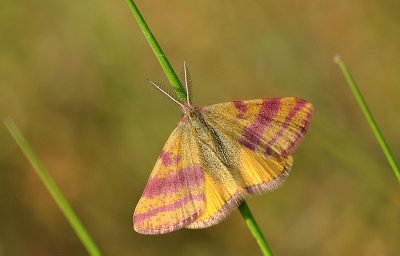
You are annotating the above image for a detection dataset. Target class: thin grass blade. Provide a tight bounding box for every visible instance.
[4,118,102,256]
[334,55,400,182]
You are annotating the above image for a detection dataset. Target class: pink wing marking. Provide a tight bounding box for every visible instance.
[233,100,248,119]
[142,166,203,198]
[159,150,180,166]
[264,98,309,157]
[239,98,281,150]
[134,193,205,223]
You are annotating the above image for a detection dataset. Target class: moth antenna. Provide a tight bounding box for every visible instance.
[147,80,184,108]
[183,61,191,106]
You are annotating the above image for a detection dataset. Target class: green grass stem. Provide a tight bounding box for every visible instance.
[334,55,400,183]
[239,202,273,256]
[126,0,187,101]
[4,119,102,256]
[125,1,273,254]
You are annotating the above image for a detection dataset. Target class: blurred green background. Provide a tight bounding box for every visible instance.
[1,0,399,255]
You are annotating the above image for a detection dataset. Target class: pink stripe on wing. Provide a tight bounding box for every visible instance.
[160,150,180,166]
[239,98,281,150]
[233,101,248,119]
[143,166,203,198]
[134,193,204,223]
[281,102,313,157]
[264,99,307,156]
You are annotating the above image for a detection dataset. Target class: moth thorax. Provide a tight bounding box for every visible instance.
[182,103,193,114]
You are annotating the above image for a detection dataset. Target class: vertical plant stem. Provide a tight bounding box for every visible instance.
[126,0,187,101]
[125,1,273,254]
[239,202,273,256]
[334,55,400,182]
[4,119,102,256]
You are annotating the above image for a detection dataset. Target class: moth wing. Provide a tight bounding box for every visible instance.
[202,97,313,159]
[238,145,293,195]
[185,129,243,229]
[187,97,312,229]
[135,98,312,232]
[133,123,205,234]
[203,97,311,193]
[185,124,293,229]
[185,168,242,229]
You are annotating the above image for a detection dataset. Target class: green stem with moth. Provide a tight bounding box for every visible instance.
[4,119,102,256]
[125,1,274,255]
[334,55,400,183]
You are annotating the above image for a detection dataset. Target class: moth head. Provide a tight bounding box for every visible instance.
[182,103,194,115]
[147,61,193,111]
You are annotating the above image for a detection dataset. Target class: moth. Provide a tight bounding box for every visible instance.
[133,63,313,234]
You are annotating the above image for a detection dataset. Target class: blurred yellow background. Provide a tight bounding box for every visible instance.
[1,0,399,255]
